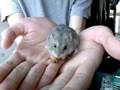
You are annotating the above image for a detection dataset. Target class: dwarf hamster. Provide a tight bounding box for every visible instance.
[46,24,80,62]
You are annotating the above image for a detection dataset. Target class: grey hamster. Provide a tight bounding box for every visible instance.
[46,24,80,62]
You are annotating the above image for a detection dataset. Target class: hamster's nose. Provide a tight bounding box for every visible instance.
[52,53,60,58]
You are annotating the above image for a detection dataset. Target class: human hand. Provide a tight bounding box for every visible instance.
[40,26,120,90]
[0,17,65,90]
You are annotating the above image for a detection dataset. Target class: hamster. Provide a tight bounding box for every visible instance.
[46,24,80,63]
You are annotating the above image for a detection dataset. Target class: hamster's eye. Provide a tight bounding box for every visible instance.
[54,44,57,48]
[63,45,67,51]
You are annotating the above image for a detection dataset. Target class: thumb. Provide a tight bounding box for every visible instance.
[103,35,120,60]
[88,25,120,60]
[1,24,25,48]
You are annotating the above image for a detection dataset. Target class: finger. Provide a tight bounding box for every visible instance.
[1,24,24,48]
[19,61,48,90]
[103,35,120,60]
[85,26,120,60]
[63,74,88,90]
[0,52,24,82]
[0,61,34,90]
[41,85,50,90]
[37,61,64,89]
[63,64,95,90]
[49,68,75,90]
